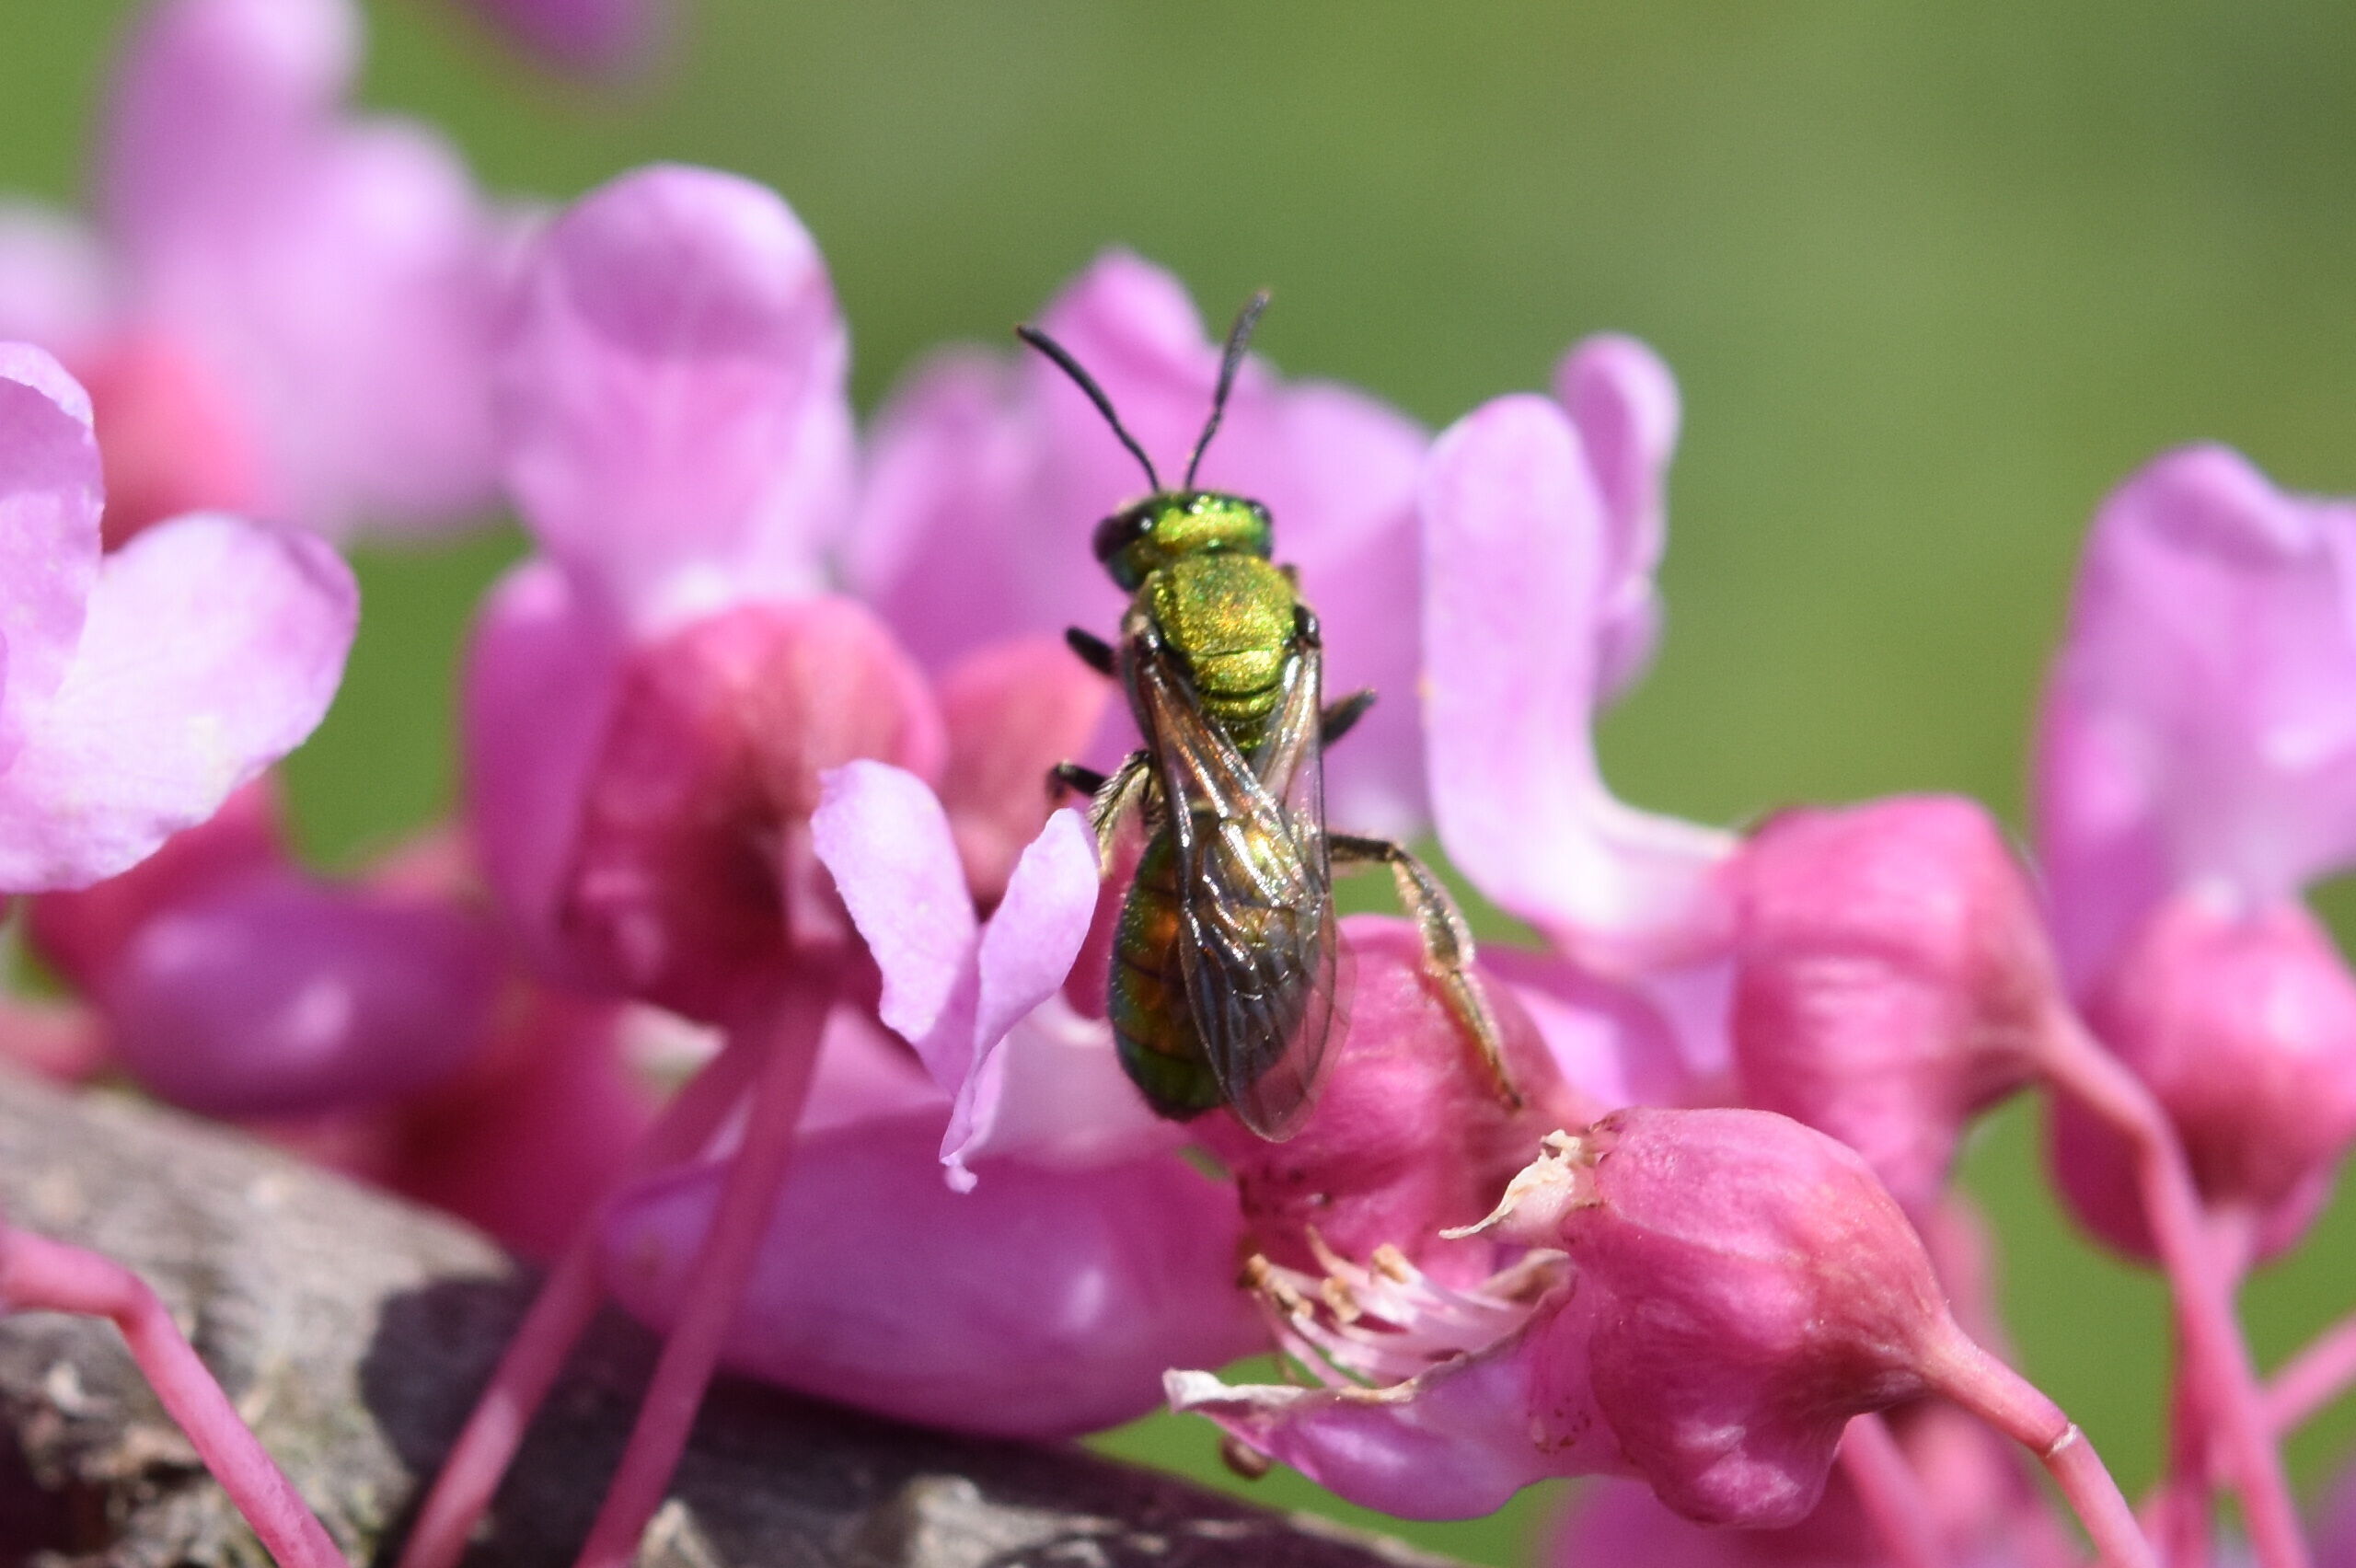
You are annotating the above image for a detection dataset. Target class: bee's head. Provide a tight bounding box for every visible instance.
[1016,290,1276,588]
[1091,491,1274,591]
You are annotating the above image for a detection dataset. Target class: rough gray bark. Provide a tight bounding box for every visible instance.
[0,1071,1462,1568]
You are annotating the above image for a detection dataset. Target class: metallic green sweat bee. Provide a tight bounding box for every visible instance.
[1022,294,1519,1141]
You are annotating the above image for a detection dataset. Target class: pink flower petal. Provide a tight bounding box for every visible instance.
[2036,444,2356,987]
[846,349,1052,670]
[103,0,502,536]
[1554,333,1680,702]
[0,346,103,773]
[809,759,978,1074]
[106,874,503,1116]
[1169,1288,1617,1520]
[600,1110,1262,1437]
[498,165,851,632]
[944,807,1145,1180]
[1421,393,1734,967]
[462,559,625,987]
[0,513,354,891]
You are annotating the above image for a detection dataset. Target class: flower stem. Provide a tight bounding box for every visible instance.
[0,1227,350,1568]
[2267,1303,2356,1436]
[2036,1009,2308,1568]
[1923,1329,2154,1568]
[570,973,835,1568]
[393,1030,763,1568]
[1840,1413,1950,1568]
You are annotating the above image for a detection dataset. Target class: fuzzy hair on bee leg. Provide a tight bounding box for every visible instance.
[1068,751,1152,870]
[1328,832,1522,1110]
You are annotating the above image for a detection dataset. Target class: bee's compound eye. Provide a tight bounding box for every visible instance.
[1093,503,1155,563]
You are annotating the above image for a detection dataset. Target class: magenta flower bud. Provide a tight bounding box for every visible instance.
[1507,1108,1954,1527]
[558,594,944,1021]
[1730,796,2059,1212]
[1202,916,1595,1288]
[2052,893,2356,1262]
[1177,1108,2024,1533]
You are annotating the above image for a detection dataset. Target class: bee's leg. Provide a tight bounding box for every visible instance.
[1319,688,1377,747]
[1328,832,1522,1110]
[1065,626,1118,677]
[1050,762,1108,797]
[1051,752,1153,870]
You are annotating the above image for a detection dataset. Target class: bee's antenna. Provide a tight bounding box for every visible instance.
[1015,323,1161,492]
[1183,289,1271,490]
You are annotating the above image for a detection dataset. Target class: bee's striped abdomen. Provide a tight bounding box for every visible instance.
[1108,835,1226,1118]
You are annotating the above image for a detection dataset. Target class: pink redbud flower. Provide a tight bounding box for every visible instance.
[2038,445,2356,1259]
[0,0,504,542]
[1176,1108,2142,1562]
[849,250,1436,837]
[1730,796,2060,1213]
[466,164,942,1019]
[0,343,354,891]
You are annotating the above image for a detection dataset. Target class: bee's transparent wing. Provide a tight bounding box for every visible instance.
[1132,635,1341,1140]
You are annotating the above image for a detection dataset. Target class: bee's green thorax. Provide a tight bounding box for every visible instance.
[1097,491,1274,592]
[1143,552,1298,755]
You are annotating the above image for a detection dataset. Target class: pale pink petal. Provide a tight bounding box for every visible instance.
[1422,393,1734,967]
[0,206,116,353]
[99,0,358,258]
[846,350,1054,669]
[2036,444,2356,986]
[459,0,664,75]
[600,1110,1263,1437]
[103,0,502,536]
[944,808,1146,1180]
[106,875,502,1116]
[939,995,1180,1182]
[498,165,851,631]
[1555,333,1680,702]
[808,759,978,1079]
[461,559,625,987]
[0,346,103,771]
[1169,1288,1616,1520]
[0,513,353,891]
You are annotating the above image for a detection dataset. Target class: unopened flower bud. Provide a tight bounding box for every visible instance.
[1731,796,2058,1212]
[2054,891,2356,1262]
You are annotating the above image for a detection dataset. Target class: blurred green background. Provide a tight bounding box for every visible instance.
[8,2,2356,1561]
